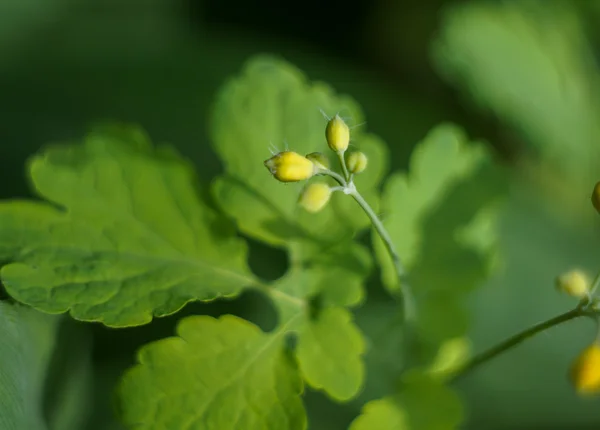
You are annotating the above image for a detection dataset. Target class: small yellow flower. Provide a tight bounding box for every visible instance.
[298,183,332,213]
[264,151,316,182]
[592,182,600,215]
[570,343,600,395]
[555,270,590,299]
[325,114,350,153]
[306,152,330,170]
[346,151,368,174]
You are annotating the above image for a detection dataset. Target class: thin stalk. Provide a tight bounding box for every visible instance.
[318,169,346,187]
[349,189,416,320]
[337,151,350,181]
[452,306,600,382]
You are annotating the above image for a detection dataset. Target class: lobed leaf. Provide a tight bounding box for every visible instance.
[118,315,306,430]
[373,123,490,291]
[211,55,389,248]
[0,125,255,326]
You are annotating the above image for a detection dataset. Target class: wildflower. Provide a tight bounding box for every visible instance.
[346,151,368,174]
[555,270,590,299]
[325,114,350,153]
[264,151,315,182]
[570,343,600,395]
[298,183,332,213]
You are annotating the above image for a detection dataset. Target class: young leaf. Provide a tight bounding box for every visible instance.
[0,125,255,326]
[118,315,306,430]
[0,302,60,430]
[349,372,464,430]
[211,55,389,248]
[269,264,367,401]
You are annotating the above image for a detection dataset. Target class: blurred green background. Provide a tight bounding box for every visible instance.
[1,0,600,429]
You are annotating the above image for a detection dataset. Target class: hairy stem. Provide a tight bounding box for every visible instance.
[452,305,600,381]
[349,189,416,320]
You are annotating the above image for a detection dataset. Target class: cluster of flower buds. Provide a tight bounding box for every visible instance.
[263,114,369,213]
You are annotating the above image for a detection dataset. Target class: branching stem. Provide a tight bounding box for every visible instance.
[452,303,600,382]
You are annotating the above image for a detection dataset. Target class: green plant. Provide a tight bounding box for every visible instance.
[1,55,599,430]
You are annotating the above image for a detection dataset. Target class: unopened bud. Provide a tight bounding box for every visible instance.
[306,152,330,170]
[555,270,590,299]
[570,343,600,396]
[592,182,600,215]
[325,114,350,153]
[299,183,332,213]
[264,151,315,183]
[346,151,368,174]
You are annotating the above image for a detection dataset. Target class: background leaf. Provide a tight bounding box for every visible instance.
[349,372,463,430]
[0,125,254,326]
[0,301,60,430]
[432,0,600,223]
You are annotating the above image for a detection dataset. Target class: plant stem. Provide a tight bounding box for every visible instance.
[349,189,416,320]
[452,305,600,382]
[337,151,350,181]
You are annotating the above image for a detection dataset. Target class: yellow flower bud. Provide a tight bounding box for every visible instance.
[298,183,332,213]
[592,182,600,214]
[570,343,600,395]
[555,270,590,299]
[306,152,330,170]
[346,151,368,174]
[325,114,350,153]
[264,151,316,183]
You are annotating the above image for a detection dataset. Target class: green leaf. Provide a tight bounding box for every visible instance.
[44,319,94,430]
[374,123,506,351]
[118,314,306,430]
[117,242,370,428]
[374,123,489,291]
[0,301,60,430]
[349,372,463,430]
[209,56,375,400]
[271,266,367,401]
[0,124,255,326]
[211,55,389,248]
[432,1,600,218]
[349,397,408,430]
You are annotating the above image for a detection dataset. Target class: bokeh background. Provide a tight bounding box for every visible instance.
[1,0,600,429]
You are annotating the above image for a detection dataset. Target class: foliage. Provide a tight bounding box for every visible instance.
[0,54,507,429]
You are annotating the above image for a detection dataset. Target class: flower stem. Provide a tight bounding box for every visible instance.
[337,151,350,181]
[452,305,600,382]
[349,189,416,321]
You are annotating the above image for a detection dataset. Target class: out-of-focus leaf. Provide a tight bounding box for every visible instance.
[433,1,600,222]
[349,372,464,430]
[0,302,60,430]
